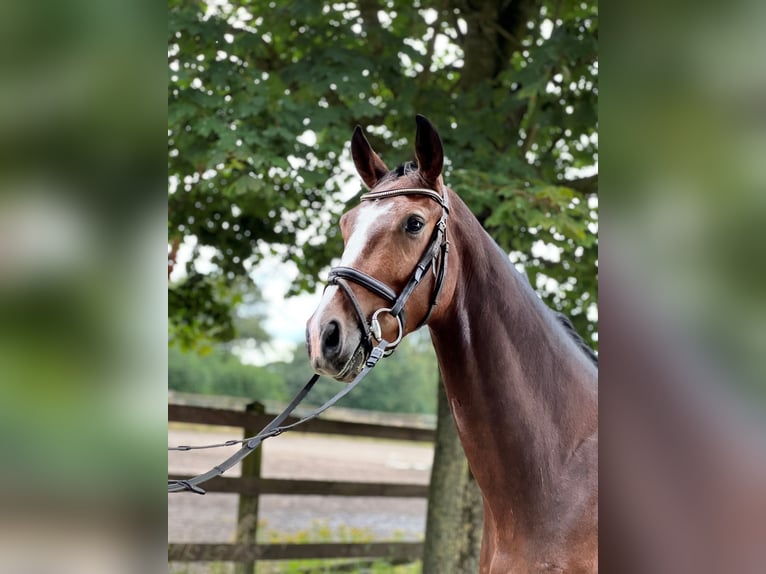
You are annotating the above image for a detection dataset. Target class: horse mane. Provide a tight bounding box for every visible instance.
[555,311,598,367]
[488,229,599,370]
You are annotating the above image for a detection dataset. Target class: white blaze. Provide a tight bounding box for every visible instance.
[308,201,392,348]
[340,202,392,267]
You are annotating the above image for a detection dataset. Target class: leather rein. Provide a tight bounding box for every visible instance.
[168,186,449,494]
[327,187,450,369]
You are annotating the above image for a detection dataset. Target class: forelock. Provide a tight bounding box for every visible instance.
[393,161,418,178]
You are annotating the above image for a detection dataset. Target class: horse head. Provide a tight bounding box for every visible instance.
[306,115,453,381]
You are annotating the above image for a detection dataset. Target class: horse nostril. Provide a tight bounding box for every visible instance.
[321,320,342,357]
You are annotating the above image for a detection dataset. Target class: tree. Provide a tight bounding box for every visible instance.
[168,0,597,345]
[168,277,283,398]
[169,273,271,352]
[423,380,483,573]
[168,0,597,568]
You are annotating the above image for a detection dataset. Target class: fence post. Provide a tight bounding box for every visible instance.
[235,401,264,574]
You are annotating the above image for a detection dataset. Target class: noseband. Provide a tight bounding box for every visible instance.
[327,187,450,366]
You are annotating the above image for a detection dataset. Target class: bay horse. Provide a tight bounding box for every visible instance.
[306,115,598,573]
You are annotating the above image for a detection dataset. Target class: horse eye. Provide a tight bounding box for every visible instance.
[405,216,425,234]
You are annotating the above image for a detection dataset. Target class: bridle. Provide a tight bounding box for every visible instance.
[168,186,450,495]
[327,186,450,370]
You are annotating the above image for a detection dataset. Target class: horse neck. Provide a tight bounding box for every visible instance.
[428,190,597,524]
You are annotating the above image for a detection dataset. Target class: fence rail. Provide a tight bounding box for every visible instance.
[169,403,436,442]
[167,474,429,498]
[168,399,434,571]
[168,542,425,562]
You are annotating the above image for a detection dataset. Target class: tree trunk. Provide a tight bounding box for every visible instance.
[422,376,483,573]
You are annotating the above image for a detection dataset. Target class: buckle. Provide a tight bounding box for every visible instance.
[366,346,385,367]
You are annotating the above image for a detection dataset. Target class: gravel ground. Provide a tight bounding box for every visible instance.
[168,427,434,543]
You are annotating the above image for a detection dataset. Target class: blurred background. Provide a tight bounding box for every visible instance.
[1,0,165,573]
[600,1,766,571]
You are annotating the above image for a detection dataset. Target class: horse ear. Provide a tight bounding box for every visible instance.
[351,125,389,189]
[414,114,444,185]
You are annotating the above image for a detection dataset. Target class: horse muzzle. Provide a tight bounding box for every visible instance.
[306,315,367,382]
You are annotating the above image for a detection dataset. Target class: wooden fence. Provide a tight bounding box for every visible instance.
[168,400,435,572]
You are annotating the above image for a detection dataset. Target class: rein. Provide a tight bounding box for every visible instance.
[168,338,391,494]
[327,187,450,355]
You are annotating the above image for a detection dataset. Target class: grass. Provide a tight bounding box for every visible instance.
[261,520,376,544]
[169,562,420,574]
[168,520,422,574]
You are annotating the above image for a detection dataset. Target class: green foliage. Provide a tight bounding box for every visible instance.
[169,270,271,352]
[169,331,438,415]
[169,271,237,351]
[269,332,439,414]
[168,0,598,346]
[258,519,419,573]
[261,519,378,544]
[168,345,287,401]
